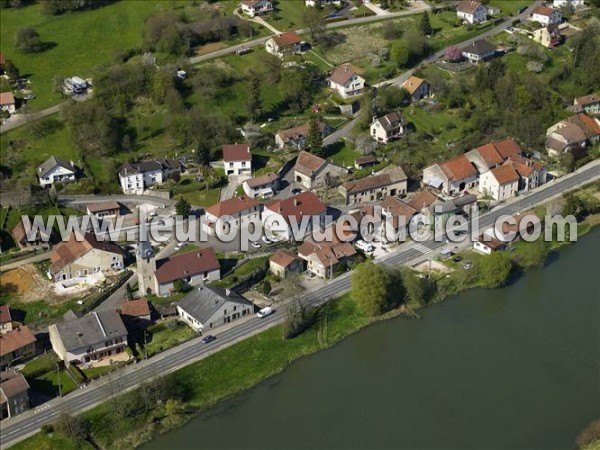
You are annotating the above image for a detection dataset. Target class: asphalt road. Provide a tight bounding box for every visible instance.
[2,160,599,448]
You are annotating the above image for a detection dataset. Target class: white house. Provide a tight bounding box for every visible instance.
[177,286,253,333]
[327,64,365,98]
[553,0,584,8]
[423,154,479,196]
[473,228,507,254]
[275,122,332,149]
[262,191,327,241]
[265,32,303,58]
[202,196,261,236]
[222,144,252,176]
[370,111,409,144]
[240,0,273,17]
[461,39,496,64]
[529,5,562,26]
[305,0,341,6]
[456,0,487,24]
[243,172,279,198]
[118,159,184,195]
[0,92,16,115]
[478,165,520,201]
[401,76,431,103]
[37,156,76,188]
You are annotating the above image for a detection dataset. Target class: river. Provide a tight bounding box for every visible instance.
[146,229,600,449]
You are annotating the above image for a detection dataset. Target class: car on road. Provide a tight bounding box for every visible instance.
[518,6,527,14]
[291,188,303,195]
[505,27,515,34]
[355,240,375,253]
[175,242,187,250]
[261,236,272,244]
[256,307,273,318]
[250,241,261,249]
[201,335,216,344]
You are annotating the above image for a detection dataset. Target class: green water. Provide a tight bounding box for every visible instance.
[146,229,600,449]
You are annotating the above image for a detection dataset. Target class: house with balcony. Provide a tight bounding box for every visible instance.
[265,32,303,58]
[327,64,365,98]
[456,0,487,24]
[370,111,409,144]
[240,0,273,17]
[243,172,279,198]
[37,156,76,188]
[223,144,252,176]
[118,159,184,195]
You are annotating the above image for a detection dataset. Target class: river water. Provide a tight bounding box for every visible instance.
[146,229,600,449]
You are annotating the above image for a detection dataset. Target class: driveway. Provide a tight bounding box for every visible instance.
[220,175,251,201]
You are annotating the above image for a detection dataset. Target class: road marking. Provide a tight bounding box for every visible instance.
[413,243,432,254]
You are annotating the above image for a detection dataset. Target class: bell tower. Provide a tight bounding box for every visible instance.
[136,240,156,295]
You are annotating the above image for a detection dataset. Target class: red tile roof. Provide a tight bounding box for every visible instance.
[532,5,556,16]
[270,250,297,268]
[222,144,251,162]
[328,64,360,86]
[439,154,478,181]
[401,76,426,95]
[0,92,15,106]
[265,191,327,224]
[154,247,220,284]
[0,305,11,325]
[50,233,124,274]
[0,370,29,403]
[245,172,278,189]
[86,201,120,214]
[457,0,483,14]
[489,165,520,185]
[405,190,438,210]
[205,195,259,218]
[120,299,150,318]
[273,31,302,47]
[295,151,327,178]
[0,326,36,357]
[493,138,522,159]
[472,143,504,167]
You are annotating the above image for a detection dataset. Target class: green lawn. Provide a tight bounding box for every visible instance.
[27,368,78,398]
[487,0,533,16]
[172,243,200,256]
[323,141,361,167]
[401,105,468,151]
[267,0,308,31]
[145,319,197,358]
[181,188,221,207]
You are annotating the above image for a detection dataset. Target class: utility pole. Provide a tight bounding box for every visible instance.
[56,363,62,398]
[144,330,148,360]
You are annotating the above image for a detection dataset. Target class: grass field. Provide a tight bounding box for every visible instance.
[180,188,221,207]
[267,0,308,31]
[487,0,533,16]
[145,319,197,358]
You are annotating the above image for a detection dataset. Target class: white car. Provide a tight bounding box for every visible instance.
[256,307,273,318]
[355,240,375,253]
[250,241,261,249]
[175,242,187,250]
[261,236,272,244]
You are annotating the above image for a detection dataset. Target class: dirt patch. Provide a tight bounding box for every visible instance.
[195,42,228,56]
[0,265,58,303]
[412,259,453,274]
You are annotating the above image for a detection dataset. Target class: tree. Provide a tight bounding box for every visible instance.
[125,283,134,300]
[390,40,410,67]
[378,85,409,110]
[351,261,402,316]
[401,269,433,306]
[479,252,512,288]
[444,46,463,62]
[307,116,323,153]
[517,238,550,268]
[246,71,262,122]
[3,59,19,80]
[14,26,42,53]
[303,7,326,44]
[175,196,191,217]
[54,414,88,442]
[420,11,433,36]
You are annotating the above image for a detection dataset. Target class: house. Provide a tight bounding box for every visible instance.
[379,195,419,239]
[339,165,408,206]
[48,310,128,366]
[461,39,496,64]
[465,143,505,174]
[275,122,332,149]
[262,191,327,241]
[0,306,13,335]
[223,144,252,176]
[328,64,365,98]
[203,195,261,236]
[86,201,121,220]
[120,299,152,328]
[423,154,479,196]
[545,114,600,156]
[354,155,378,170]
[177,286,254,333]
[265,32,303,58]
[0,53,5,74]
[456,0,487,24]
[298,241,357,279]
[154,247,221,296]
[305,0,341,6]
[240,0,273,17]
[532,24,562,48]
[573,94,600,116]
[293,150,347,190]
[502,155,547,192]
[529,5,562,26]
[118,158,184,195]
[553,0,584,8]
[0,370,30,420]
[492,138,523,160]
[0,92,16,115]
[63,76,88,95]
[37,156,76,188]
[370,111,409,144]
[49,232,124,283]
[11,220,51,251]
[269,250,303,278]
[0,326,37,369]
[405,190,439,212]
[243,172,279,198]
[424,194,478,225]
[474,228,507,254]
[478,165,520,201]
[401,76,431,102]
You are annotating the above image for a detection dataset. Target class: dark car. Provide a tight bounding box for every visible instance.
[453,256,463,263]
[201,335,216,344]
[291,188,303,195]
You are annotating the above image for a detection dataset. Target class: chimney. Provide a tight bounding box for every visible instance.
[294,199,299,207]
[225,288,231,296]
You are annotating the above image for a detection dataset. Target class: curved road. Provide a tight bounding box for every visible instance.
[2,159,599,448]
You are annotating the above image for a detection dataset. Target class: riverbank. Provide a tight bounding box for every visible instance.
[12,191,600,450]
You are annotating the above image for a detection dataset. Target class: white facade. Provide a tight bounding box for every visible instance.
[156,268,220,297]
[457,4,487,24]
[224,159,251,176]
[305,0,341,6]
[119,168,163,195]
[479,171,519,202]
[0,98,16,115]
[261,208,326,241]
[530,9,562,26]
[203,205,261,236]
[553,0,584,8]
[329,74,365,99]
[240,0,273,17]
[38,165,76,188]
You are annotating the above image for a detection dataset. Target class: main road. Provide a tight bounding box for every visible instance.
[2,159,599,448]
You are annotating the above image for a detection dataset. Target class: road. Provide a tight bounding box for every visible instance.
[2,159,599,448]
[0,251,52,273]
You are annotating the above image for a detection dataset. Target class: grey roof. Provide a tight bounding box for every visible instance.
[178,286,253,325]
[118,159,183,177]
[453,194,478,207]
[37,156,75,178]
[462,39,496,56]
[54,310,127,351]
[375,112,408,132]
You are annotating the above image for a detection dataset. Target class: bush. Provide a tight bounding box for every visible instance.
[41,424,54,434]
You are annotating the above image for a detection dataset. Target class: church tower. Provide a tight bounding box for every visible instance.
[136,240,156,295]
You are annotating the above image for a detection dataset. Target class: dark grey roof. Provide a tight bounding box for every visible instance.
[118,159,184,177]
[375,112,408,132]
[462,39,496,56]
[178,286,253,325]
[54,310,127,351]
[37,156,75,178]
[452,194,478,207]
